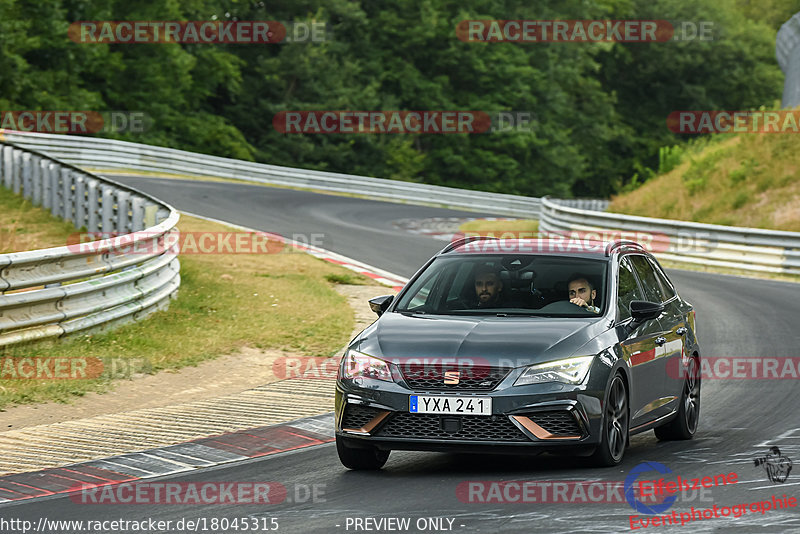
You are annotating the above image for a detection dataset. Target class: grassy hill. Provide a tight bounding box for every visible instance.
[608,134,800,232]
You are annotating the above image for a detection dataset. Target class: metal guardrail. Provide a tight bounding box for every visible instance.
[4,130,796,278]
[540,198,800,275]
[0,141,180,347]
[0,131,542,218]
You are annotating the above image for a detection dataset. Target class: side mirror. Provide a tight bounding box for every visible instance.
[628,300,664,329]
[369,295,394,317]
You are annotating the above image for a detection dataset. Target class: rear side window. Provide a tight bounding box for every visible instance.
[617,257,644,320]
[649,258,677,300]
[629,255,665,303]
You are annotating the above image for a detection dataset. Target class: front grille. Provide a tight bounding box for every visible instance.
[401,365,511,391]
[342,405,384,430]
[531,411,582,436]
[376,413,529,442]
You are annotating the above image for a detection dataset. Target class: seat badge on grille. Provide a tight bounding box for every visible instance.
[444,371,460,385]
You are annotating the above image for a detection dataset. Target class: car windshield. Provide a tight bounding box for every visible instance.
[394,254,608,317]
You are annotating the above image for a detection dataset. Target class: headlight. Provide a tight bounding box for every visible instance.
[339,349,393,382]
[514,356,594,386]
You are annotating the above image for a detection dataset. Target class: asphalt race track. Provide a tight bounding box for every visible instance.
[4,176,800,533]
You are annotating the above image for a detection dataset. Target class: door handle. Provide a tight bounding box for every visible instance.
[655,336,667,346]
[676,327,688,336]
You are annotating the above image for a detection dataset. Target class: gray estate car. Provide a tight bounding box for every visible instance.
[335,238,701,469]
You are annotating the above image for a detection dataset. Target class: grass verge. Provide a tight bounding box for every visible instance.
[459,218,539,235]
[609,134,800,231]
[0,192,376,409]
[0,187,78,253]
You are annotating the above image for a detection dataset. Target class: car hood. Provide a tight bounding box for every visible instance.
[355,312,606,368]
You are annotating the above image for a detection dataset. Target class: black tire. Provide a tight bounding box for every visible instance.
[336,435,390,470]
[591,374,629,467]
[655,355,700,441]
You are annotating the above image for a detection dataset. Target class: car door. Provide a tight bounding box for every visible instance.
[648,257,689,407]
[616,256,666,428]
[628,255,677,421]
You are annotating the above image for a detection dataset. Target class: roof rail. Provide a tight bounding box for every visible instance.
[439,235,498,254]
[605,240,645,256]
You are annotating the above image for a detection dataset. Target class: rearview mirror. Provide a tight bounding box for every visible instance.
[369,295,394,317]
[628,300,664,329]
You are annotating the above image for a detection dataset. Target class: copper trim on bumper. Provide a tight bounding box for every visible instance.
[342,410,390,435]
[511,415,582,440]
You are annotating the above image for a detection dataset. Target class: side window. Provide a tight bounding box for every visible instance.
[630,255,665,303]
[649,258,676,300]
[405,271,440,309]
[617,257,644,320]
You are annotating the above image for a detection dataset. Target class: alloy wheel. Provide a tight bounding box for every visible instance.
[684,356,700,433]
[606,376,628,461]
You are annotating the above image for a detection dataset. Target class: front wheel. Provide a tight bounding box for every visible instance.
[591,374,629,467]
[336,435,390,470]
[655,355,700,441]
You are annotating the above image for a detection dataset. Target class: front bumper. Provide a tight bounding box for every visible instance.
[334,372,609,453]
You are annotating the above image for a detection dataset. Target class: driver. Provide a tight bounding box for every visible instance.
[474,266,503,307]
[567,273,600,314]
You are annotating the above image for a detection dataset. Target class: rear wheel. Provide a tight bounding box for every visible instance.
[591,374,629,467]
[336,435,390,470]
[655,355,700,441]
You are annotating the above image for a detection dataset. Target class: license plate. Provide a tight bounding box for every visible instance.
[409,395,492,415]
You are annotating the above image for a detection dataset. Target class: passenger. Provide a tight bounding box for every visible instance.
[567,273,600,313]
[474,266,503,307]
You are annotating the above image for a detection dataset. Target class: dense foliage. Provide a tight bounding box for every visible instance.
[0,0,789,197]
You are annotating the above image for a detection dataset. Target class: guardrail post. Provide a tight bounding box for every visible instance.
[131,197,145,231]
[101,185,114,234]
[42,161,54,211]
[116,190,131,232]
[31,154,42,205]
[12,149,22,194]
[74,174,86,229]
[21,152,31,197]
[1,146,12,189]
[60,167,72,221]
[86,179,99,232]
